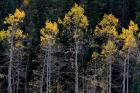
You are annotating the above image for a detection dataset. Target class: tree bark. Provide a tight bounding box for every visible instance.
[40,47,47,93]
[126,49,130,93]
[8,24,16,93]
[123,56,127,93]
[93,62,96,93]
[25,53,29,93]
[16,52,20,93]
[46,45,52,93]
[75,41,79,93]
[109,55,112,93]
[48,45,52,93]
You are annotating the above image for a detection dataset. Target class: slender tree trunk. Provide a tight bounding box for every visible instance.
[75,41,79,93]
[109,55,112,93]
[25,53,29,93]
[46,45,52,93]
[57,59,60,93]
[123,56,127,93]
[40,48,47,93]
[107,62,109,93]
[46,47,49,93]
[82,68,85,93]
[126,58,129,93]
[93,62,96,93]
[123,48,130,93]
[13,71,15,93]
[8,24,16,93]
[16,49,22,93]
[126,49,130,93]
[25,64,28,93]
[48,45,52,93]
[16,57,20,93]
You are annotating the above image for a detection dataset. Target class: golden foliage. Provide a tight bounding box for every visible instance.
[0,28,26,42]
[0,8,26,48]
[92,52,99,60]
[15,29,26,39]
[45,20,58,32]
[95,14,118,37]
[4,9,25,25]
[102,40,117,56]
[119,21,138,49]
[60,3,88,28]
[14,9,25,20]
[128,20,138,32]
[0,30,7,41]
[40,20,59,46]
[15,41,24,48]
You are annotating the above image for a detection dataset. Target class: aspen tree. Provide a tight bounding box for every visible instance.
[119,21,138,93]
[90,52,100,93]
[95,14,118,39]
[40,20,58,93]
[0,8,25,93]
[102,40,117,93]
[95,14,119,93]
[59,3,88,93]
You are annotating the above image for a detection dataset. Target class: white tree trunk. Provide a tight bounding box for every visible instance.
[16,49,22,93]
[46,45,52,93]
[48,45,52,93]
[8,24,16,93]
[93,62,96,93]
[123,56,127,93]
[109,55,112,93]
[123,48,130,93]
[46,48,49,93]
[126,58,129,93]
[25,54,29,93]
[57,59,60,93]
[16,56,20,93]
[75,42,79,93]
[126,49,130,93]
[40,48,47,93]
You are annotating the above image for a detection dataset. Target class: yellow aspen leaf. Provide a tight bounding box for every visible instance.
[14,9,25,20]
[4,9,25,25]
[58,18,62,24]
[128,20,139,32]
[119,21,138,49]
[40,20,59,46]
[101,40,117,56]
[0,8,26,48]
[45,20,58,32]
[0,30,7,41]
[15,41,23,48]
[95,14,118,38]
[92,52,99,60]
[62,3,88,28]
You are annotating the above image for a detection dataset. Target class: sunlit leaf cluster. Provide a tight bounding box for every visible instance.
[0,9,26,48]
[4,9,25,25]
[95,14,118,38]
[120,21,138,49]
[101,40,117,56]
[40,20,58,46]
[59,3,88,29]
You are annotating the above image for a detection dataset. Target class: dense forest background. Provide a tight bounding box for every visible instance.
[1,0,140,93]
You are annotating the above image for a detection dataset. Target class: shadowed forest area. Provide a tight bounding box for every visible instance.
[1,0,140,93]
